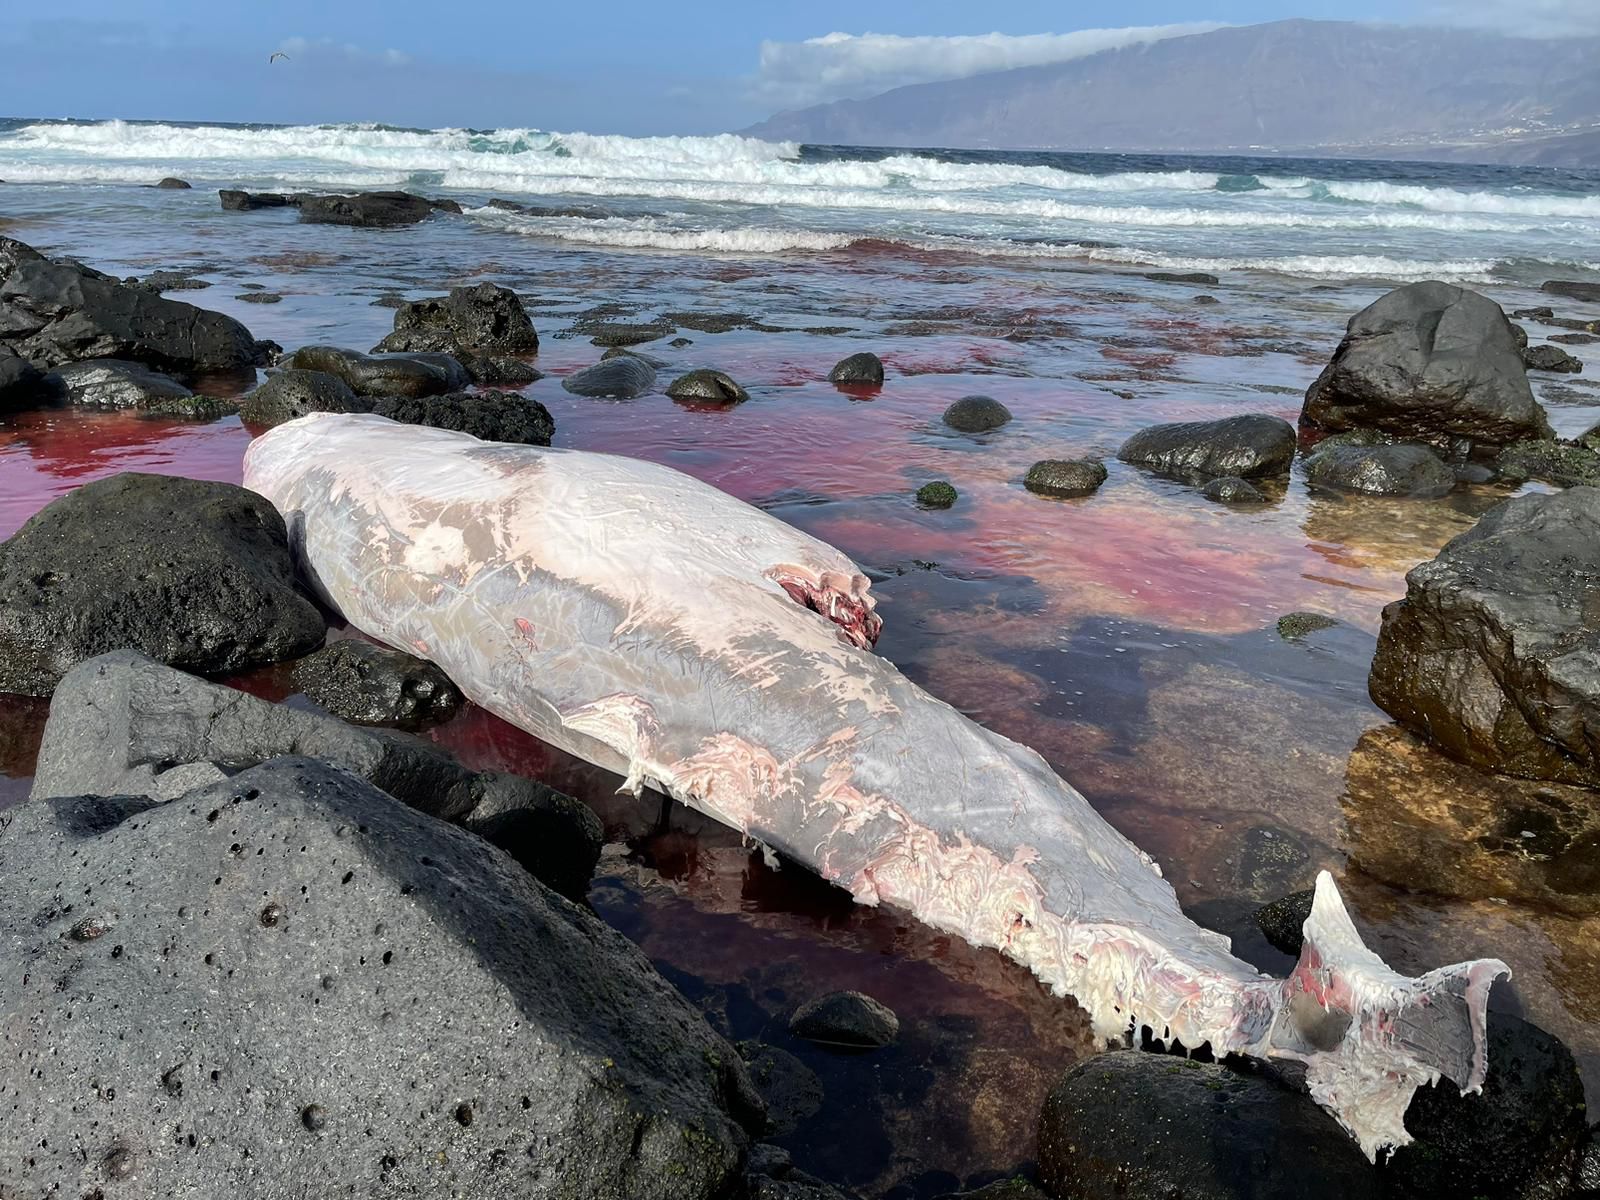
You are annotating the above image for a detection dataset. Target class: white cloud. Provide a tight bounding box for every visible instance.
[275,36,411,67]
[1428,0,1600,36]
[752,24,1224,109]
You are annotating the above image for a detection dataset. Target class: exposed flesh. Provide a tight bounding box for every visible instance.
[245,413,1510,1159]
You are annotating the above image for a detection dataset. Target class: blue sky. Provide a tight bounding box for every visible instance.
[0,0,1582,134]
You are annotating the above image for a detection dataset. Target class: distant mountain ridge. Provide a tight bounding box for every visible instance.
[743,20,1600,166]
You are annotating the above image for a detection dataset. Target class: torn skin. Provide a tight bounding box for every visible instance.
[244,413,1510,1161]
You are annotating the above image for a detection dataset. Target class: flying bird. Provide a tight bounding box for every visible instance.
[269,51,290,63]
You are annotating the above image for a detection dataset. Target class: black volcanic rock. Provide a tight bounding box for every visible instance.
[284,344,469,398]
[1301,282,1551,453]
[1118,414,1296,480]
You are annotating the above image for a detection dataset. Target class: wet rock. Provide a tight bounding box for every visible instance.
[736,1042,824,1135]
[601,346,670,368]
[455,350,542,387]
[747,1174,856,1199]
[1192,294,1220,305]
[1275,612,1339,640]
[1370,487,1600,786]
[1494,437,1600,488]
[0,476,325,696]
[917,480,958,508]
[933,1180,1048,1200]
[297,190,437,227]
[133,269,211,292]
[1342,725,1600,917]
[31,651,606,900]
[1145,270,1219,285]
[291,639,463,730]
[666,369,749,405]
[1514,306,1556,321]
[788,991,898,1049]
[284,344,468,398]
[0,234,266,373]
[1304,442,1456,498]
[238,291,282,304]
[239,368,366,427]
[219,189,299,211]
[1524,344,1584,373]
[55,358,194,410]
[0,757,754,1198]
[1301,282,1551,453]
[155,176,191,189]
[943,395,1012,433]
[1023,459,1106,498]
[1200,475,1266,503]
[1385,1012,1587,1200]
[828,352,885,386]
[369,391,555,446]
[1542,280,1600,304]
[1118,414,1296,481]
[576,317,676,347]
[1552,333,1600,346]
[1253,889,1314,955]
[0,347,59,413]
[1037,1052,1379,1200]
[373,282,539,357]
[562,356,657,399]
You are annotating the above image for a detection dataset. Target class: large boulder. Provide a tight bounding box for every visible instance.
[0,757,757,1198]
[0,234,265,373]
[1036,1052,1379,1199]
[297,190,438,227]
[1383,1012,1588,1200]
[373,282,539,355]
[239,368,367,427]
[1303,441,1456,498]
[32,651,605,901]
[1370,487,1600,785]
[1117,414,1296,481]
[284,345,469,398]
[55,358,194,410]
[0,475,326,696]
[370,391,556,446]
[562,356,658,399]
[1301,282,1552,453]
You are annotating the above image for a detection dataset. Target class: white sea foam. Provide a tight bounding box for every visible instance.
[1322,179,1600,219]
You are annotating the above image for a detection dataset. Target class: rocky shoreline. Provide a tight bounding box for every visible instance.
[2,223,1600,1197]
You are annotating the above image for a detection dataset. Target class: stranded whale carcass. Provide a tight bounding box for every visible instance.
[244,413,1508,1159]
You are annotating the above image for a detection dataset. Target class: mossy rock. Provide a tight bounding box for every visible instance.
[917,480,959,508]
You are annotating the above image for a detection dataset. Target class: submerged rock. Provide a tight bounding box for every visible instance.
[666,368,749,405]
[284,344,468,398]
[736,1042,825,1135]
[55,358,195,410]
[0,475,325,696]
[917,480,958,508]
[828,351,885,386]
[1145,270,1220,285]
[943,395,1012,433]
[1037,1053,1379,1200]
[1275,612,1340,640]
[219,189,299,211]
[0,757,756,1198]
[1303,442,1456,498]
[1200,475,1267,503]
[370,391,556,446]
[788,991,899,1049]
[291,639,463,729]
[562,356,657,399]
[1301,282,1551,453]
[1024,459,1107,498]
[1370,487,1600,786]
[933,1180,1049,1200]
[1524,344,1584,373]
[373,282,539,357]
[1253,890,1314,955]
[32,651,604,901]
[239,368,366,427]
[155,176,191,189]
[1118,414,1296,481]
[1494,437,1600,488]
[0,234,265,373]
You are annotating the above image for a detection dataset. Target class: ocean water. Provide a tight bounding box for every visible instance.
[3,118,1600,1196]
[3,117,1600,282]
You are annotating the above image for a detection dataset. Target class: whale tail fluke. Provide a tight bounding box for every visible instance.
[1265,871,1510,1161]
